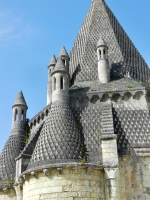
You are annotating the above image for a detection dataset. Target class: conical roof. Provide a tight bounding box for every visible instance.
[52,56,68,75]
[70,0,149,83]
[59,46,69,58]
[27,103,83,170]
[0,134,25,187]
[48,55,57,67]
[97,37,107,48]
[12,91,28,108]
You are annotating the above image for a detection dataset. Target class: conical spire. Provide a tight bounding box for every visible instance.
[48,55,57,67]
[70,0,149,83]
[52,56,68,75]
[12,91,28,108]
[59,46,69,58]
[97,37,107,48]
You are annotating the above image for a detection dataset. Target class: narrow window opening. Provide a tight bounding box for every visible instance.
[21,110,24,121]
[103,49,105,55]
[99,49,101,59]
[15,109,18,121]
[54,77,56,90]
[60,76,63,89]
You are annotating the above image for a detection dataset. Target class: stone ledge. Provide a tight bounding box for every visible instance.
[100,134,117,140]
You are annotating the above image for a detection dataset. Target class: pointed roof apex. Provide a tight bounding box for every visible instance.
[97,37,107,48]
[59,46,69,58]
[12,91,28,109]
[52,56,68,75]
[48,55,57,68]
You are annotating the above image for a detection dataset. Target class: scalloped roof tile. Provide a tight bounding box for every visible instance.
[27,103,83,170]
[70,0,150,84]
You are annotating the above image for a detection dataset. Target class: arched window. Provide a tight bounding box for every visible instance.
[21,110,24,121]
[60,76,63,89]
[15,109,18,121]
[54,77,56,90]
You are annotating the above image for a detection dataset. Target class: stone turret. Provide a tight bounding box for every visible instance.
[59,46,70,71]
[47,55,57,105]
[11,91,28,134]
[0,91,28,189]
[97,37,110,83]
[51,48,70,104]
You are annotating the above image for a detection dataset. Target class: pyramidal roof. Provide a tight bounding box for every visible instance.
[12,91,28,108]
[70,0,150,84]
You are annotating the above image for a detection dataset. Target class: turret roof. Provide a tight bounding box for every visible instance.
[51,56,68,75]
[70,0,150,84]
[27,103,83,170]
[0,134,25,188]
[12,91,28,109]
[97,37,107,48]
[48,55,57,67]
[59,46,69,58]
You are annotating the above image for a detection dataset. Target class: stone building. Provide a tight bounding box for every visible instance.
[0,0,150,199]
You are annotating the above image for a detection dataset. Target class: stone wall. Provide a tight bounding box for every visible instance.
[0,188,16,200]
[119,155,150,200]
[22,167,104,200]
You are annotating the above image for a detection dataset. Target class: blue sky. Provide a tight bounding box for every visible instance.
[0,0,150,152]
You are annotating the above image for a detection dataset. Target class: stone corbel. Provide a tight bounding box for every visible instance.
[30,171,38,178]
[72,166,78,173]
[104,168,118,179]
[87,167,92,174]
[57,167,62,174]
[104,167,119,200]
[43,169,49,176]
[23,174,29,181]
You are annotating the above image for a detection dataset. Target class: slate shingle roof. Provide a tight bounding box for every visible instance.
[0,134,25,187]
[113,104,150,155]
[27,103,83,170]
[70,0,149,84]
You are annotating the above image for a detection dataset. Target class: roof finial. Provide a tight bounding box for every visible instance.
[12,91,28,108]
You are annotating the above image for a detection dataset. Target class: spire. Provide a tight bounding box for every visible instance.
[97,37,107,48]
[12,91,28,109]
[59,46,69,58]
[48,55,57,68]
[70,0,149,83]
[52,56,68,75]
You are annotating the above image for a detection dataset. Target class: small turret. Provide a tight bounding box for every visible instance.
[97,37,110,83]
[51,52,70,104]
[47,55,57,105]
[59,46,70,71]
[11,91,28,134]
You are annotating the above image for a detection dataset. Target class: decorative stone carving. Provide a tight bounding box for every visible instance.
[104,168,118,179]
